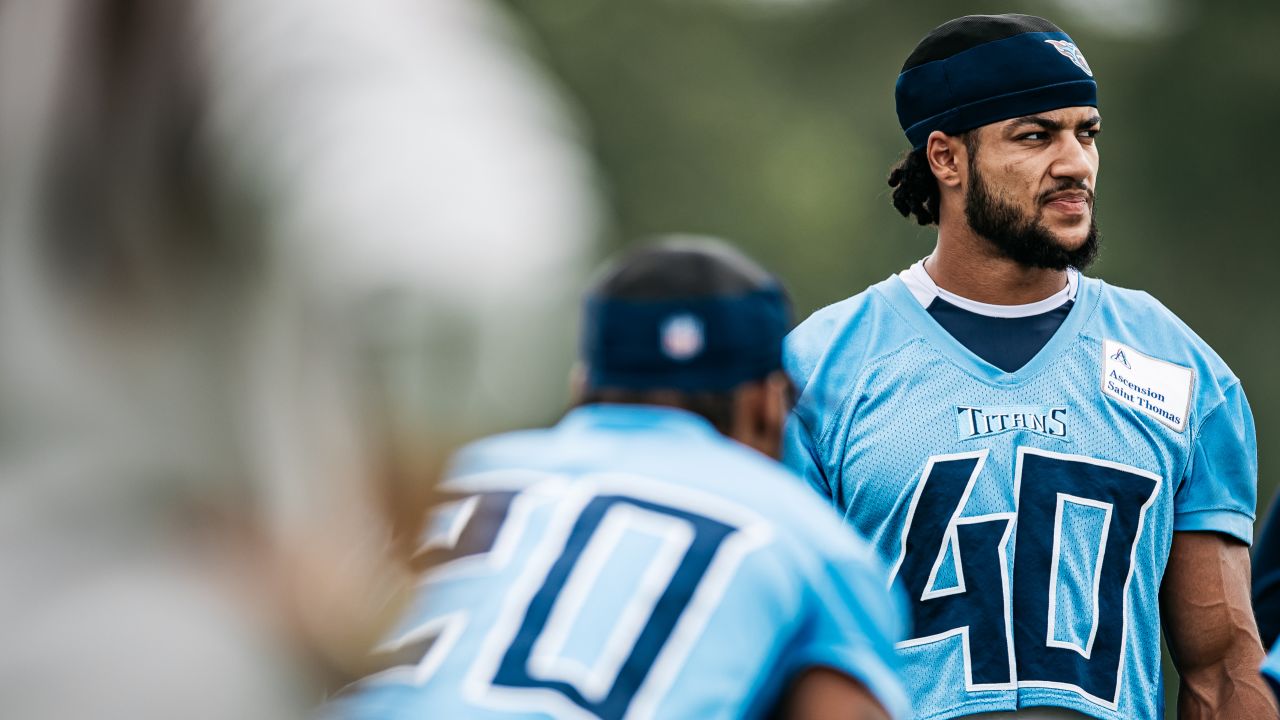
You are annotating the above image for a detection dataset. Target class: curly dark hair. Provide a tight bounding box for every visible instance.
[886,132,977,226]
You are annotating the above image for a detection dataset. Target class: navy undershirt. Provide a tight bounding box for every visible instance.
[926,297,1074,373]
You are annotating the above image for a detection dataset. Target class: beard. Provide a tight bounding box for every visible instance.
[964,159,1101,272]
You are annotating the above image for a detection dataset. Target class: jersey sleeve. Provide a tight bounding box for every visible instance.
[1173,380,1257,544]
[781,320,839,503]
[785,540,913,720]
[781,289,903,508]
[783,412,834,501]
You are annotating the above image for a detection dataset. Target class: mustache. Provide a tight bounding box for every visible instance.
[1037,180,1095,206]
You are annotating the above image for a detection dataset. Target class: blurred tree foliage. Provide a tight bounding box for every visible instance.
[499,0,1280,709]
[500,0,1280,504]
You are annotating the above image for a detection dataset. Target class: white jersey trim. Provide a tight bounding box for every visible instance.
[897,258,1078,318]
[963,709,1094,720]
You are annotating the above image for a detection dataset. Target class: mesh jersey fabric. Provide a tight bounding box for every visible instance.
[783,273,1256,720]
[330,404,911,720]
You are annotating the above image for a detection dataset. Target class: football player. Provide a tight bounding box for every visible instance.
[328,237,912,719]
[783,14,1274,720]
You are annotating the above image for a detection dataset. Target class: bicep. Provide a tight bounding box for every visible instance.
[776,667,891,720]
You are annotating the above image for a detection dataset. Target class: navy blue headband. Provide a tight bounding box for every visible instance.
[896,30,1097,149]
[581,287,790,392]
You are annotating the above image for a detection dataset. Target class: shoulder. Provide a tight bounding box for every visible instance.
[724,442,883,568]
[684,436,870,552]
[751,463,900,628]
[445,426,556,478]
[785,281,904,390]
[784,277,922,444]
[1090,278,1240,401]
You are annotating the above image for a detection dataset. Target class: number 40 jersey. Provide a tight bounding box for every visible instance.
[784,273,1257,720]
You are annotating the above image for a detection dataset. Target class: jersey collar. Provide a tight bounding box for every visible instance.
[898,258,1078,318]
[558,403,724,440]
[878,270,1101,386]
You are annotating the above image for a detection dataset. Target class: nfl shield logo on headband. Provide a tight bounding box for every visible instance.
[660,313,704,361]
[1044,39,1093,76]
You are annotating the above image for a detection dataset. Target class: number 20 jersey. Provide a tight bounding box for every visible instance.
[783,273,1257,720]
[332,404,912,720]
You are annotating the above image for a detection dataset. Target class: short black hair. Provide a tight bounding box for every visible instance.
[587,235,778,300]
[577,235,787,433]
[901,14,1064,72]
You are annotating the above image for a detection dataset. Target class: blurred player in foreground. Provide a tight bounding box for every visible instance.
[329,237,912,719]
[784,13,1272,720]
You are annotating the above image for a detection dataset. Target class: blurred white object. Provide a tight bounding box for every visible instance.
[198,0,599,536]
[0,0,599,716]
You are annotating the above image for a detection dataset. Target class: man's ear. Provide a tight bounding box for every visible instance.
[729,371,792,460]
[760,371,791,451]
[568,364,587,404]
[926,129,968,189]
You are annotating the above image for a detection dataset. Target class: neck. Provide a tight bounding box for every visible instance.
[928,217,1068,305]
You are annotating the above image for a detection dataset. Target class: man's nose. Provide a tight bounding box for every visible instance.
[1050,134,1095,185]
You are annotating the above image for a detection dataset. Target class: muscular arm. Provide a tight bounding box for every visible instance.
[776,667,892,720]
[1161,531,1278,719]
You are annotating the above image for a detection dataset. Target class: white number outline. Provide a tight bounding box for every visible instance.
[889,449,1019,692]
[365,469,565,689]
[889,446,1162,709]
[1045,493,1112,659]
[1013,446,1161,710]
[464,473,774,720]
[526,504,695,703]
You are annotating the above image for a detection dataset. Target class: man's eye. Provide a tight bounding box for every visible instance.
[1019,132,1047,141]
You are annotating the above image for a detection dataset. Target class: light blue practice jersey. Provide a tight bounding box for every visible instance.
[331,404,911,720]
[784,274,1257,720]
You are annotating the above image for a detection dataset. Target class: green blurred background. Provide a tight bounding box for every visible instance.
[497,0,1280,710]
